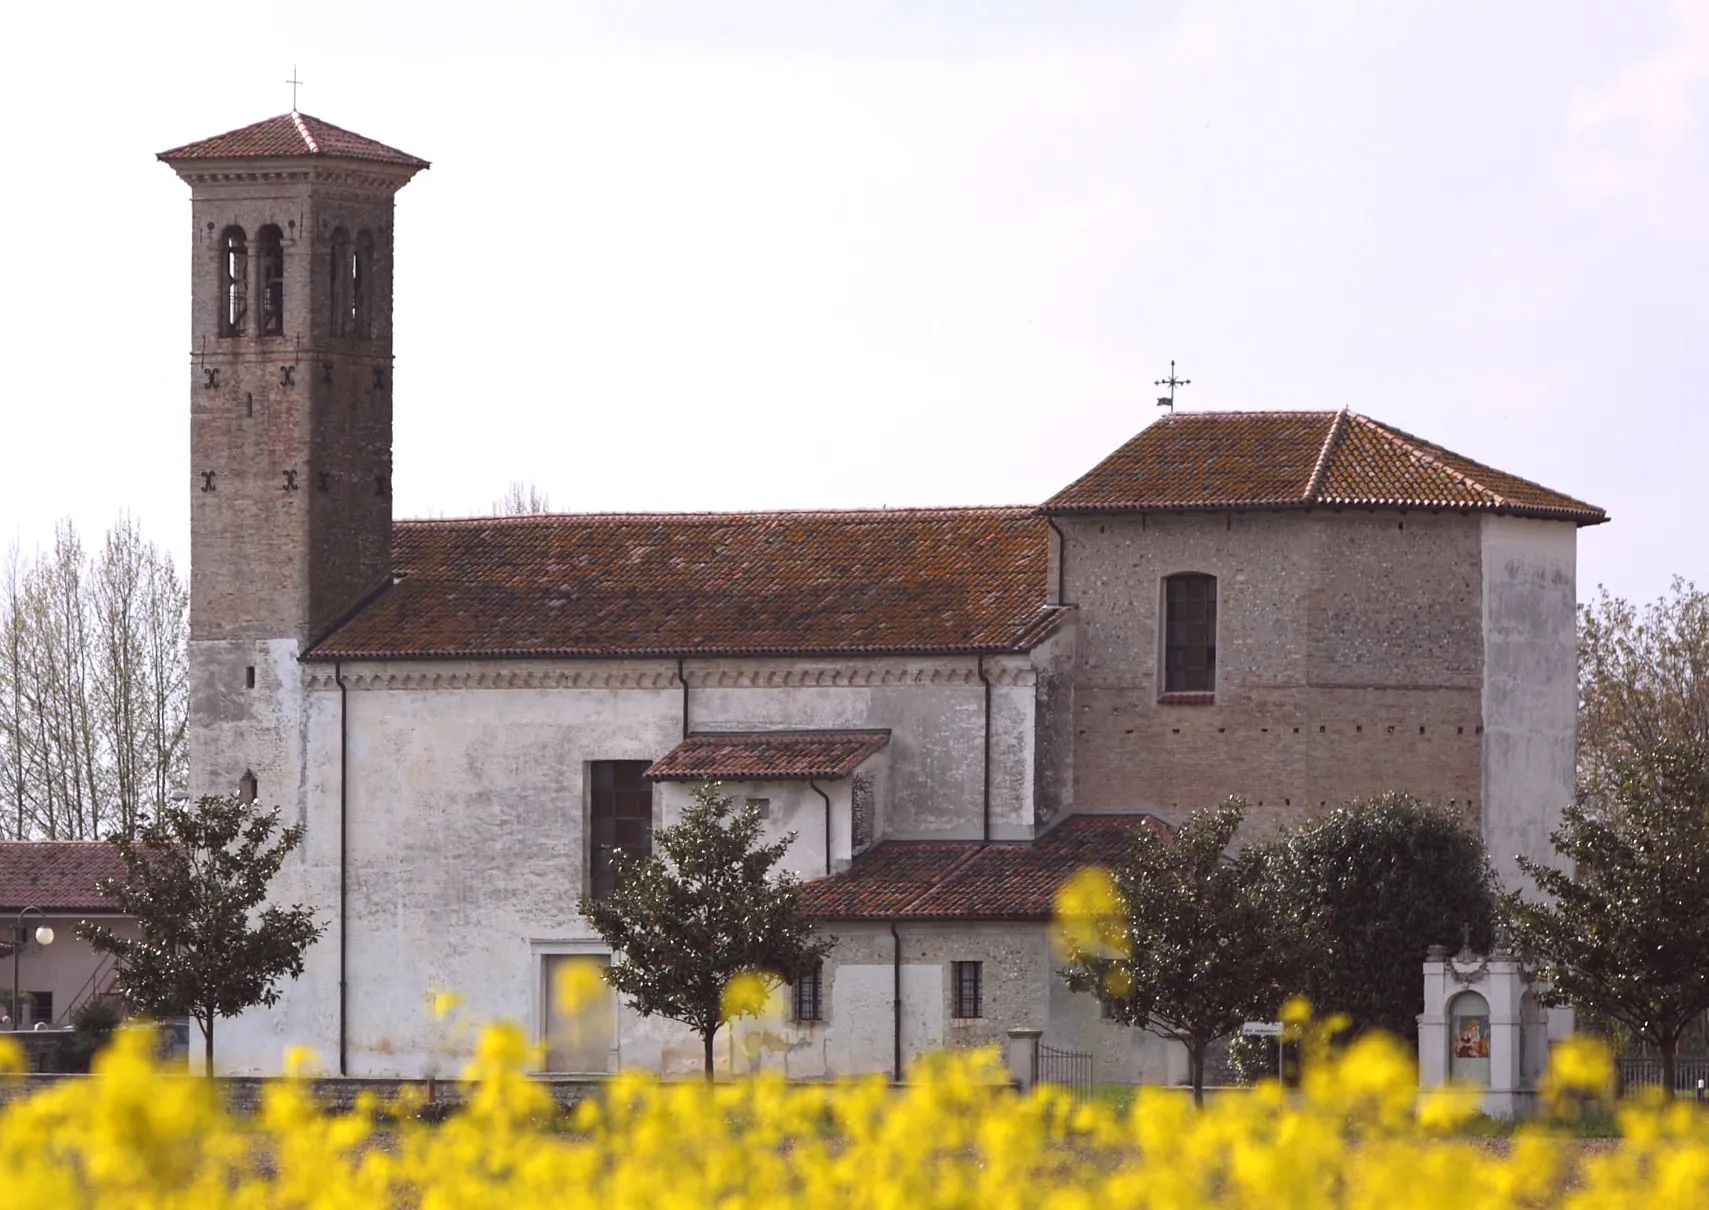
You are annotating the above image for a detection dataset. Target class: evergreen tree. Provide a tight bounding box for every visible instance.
[580,782,831,1078]
[1060,800,1282,1106]
[78,793,323,1074]
[1258,793,1497,1041]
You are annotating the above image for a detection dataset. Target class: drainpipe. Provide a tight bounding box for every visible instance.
[810,780,832,878]
[335,661,349,1077]
[976,654,993,843]
[676,657,689,739]
[1045,516,1070,606]
[889,921,903,1083]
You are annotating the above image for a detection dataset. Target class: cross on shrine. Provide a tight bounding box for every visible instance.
[1155,360,1191,413]
[286,67,303,112]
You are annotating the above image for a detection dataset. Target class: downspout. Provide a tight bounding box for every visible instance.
[676,657,689,740]
[889,921,903,1083]
[335,661,349,1077]
[976,654,992,843]
[1045,516,1069,606]
[810,780,832,878]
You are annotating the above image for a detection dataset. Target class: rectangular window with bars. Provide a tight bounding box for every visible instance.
[952,961,983,1020]
[1164,573,1218,693]
[792,962,824,1023]
[589,760,654,901]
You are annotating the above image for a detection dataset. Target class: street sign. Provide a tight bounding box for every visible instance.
[1241,1021,1283,1037]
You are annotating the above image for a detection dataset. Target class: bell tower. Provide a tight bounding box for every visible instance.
[160,112,427,798]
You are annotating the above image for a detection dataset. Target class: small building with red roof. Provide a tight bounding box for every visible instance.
[0,842,133,1031]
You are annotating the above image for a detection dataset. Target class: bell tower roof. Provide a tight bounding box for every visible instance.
[158,111,429,170]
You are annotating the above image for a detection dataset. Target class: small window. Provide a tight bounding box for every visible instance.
[792,962,824,1023]
[952,960,983,1020]
[589,760,653,900]
[329,227,351,336]
[746,796,771,819]
[239,770,258,804]
[218,226,248,336]
[1164,573,1217,693]
[257,224,285,335]
[245,665,255,689]
[353,229,376,338]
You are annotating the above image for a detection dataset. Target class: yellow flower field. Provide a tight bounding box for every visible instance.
[0,1016,1702,1209]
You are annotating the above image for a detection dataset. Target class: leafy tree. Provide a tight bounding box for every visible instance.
[1579,579,1709,813]
[1059,800,1283,1106]
[77,793,324,1075]
[579,782,832,1078]
[1502,741,1709,1096]
[1257,793,1497,1042]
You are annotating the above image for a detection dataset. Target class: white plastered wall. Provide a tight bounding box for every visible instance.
[1479,517,1578,893]
[216,652,1047,1075]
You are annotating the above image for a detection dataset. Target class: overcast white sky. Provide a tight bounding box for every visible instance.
[1,1,1703,605]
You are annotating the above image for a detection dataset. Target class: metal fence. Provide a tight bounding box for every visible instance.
[1618,1057,1709,1096]
[1037,1043,1094,1100]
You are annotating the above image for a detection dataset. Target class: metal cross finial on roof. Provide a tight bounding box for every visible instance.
[286,67,303,112]
[1155,360,1191,414]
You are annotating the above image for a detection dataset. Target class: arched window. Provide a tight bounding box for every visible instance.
[1163,573,1217,693]
[353,229,375,339]
[257,224,285,335]
[218,226,248,336]
[329,227,351,336]
[238,770,258,804]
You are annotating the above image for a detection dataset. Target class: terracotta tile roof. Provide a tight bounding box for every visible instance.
[0,842,127,913]
[801,815,1171,920]
[308,508,1063,660]
[158,112,429,169]
[647,732,890,781]
[1041,410,1606,524]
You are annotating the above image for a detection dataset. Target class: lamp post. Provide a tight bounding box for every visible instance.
[10,906,54,1030]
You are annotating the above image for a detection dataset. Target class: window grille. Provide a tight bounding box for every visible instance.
[589,760,653,900]
[792,963,823,1023]
[1164,573,1218,693]
[952,960,983,1019]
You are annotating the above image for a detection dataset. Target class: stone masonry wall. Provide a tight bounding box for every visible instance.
[1060,509,1485,838]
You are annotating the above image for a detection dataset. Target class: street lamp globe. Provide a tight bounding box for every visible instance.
[34,926,52,947]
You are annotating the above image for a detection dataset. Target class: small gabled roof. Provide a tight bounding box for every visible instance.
[1041,410,1606,525]
[646,731,891,782]
[158,112,429,169]
[0,842,126,914]
[307,508,1063,661]
[801,814,1171,921]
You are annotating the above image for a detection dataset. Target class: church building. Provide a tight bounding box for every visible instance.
[160,112,1605,1079]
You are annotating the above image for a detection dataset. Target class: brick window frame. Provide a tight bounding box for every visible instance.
[952,960,983,1020]
[1161,572,1217,698]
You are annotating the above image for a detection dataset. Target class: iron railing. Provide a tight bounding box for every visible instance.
[1037,1043,1093,1100]
[1618,1057,1709,1096]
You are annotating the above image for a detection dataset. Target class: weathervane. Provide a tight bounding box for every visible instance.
[1155,360,1191,414]
[286,67,303,112]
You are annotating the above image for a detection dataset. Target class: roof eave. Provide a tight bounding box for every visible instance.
[1038,499,1608,524]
